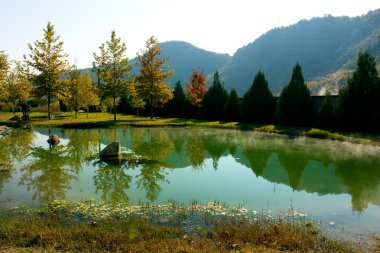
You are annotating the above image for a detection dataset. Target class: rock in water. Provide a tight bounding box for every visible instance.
[0,125,10,133]
[47,134,60,144]
[100,141,121,157]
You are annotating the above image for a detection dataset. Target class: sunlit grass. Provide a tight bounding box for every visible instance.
[0,112,378,146]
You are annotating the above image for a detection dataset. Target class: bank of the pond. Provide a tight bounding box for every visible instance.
[0,201,372,253]
[0,112,379,146]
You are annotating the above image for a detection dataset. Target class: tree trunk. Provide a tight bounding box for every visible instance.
[150,104,153,119]
[48,94,51,120]
[75,110,78,119]
[86,106,89,118]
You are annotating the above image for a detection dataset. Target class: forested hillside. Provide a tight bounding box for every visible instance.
[220,9,380,94]
[84,9,380,95]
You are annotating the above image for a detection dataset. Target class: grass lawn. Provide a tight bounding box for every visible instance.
[0,111,379,146]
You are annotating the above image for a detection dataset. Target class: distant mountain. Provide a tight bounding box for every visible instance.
[84,9,380,96]
[219,9,380,95]
[84,41,231,87]
[129,41,231,86]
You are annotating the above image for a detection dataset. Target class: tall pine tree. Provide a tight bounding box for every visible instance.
[241,71,275,123]
[276,64,312,126]
[224,89,240,121]
[337,50,380,132]
[165,81,185,117]
[201,71,228,120]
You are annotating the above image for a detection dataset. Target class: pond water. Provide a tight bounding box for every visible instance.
[1,127,380,239]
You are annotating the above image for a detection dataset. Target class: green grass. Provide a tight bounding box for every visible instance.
[1,112,378,146]
[0,202,366,253]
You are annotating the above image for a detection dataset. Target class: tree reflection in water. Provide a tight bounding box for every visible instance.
[93,157,133,203]
[19,145,77,203]
[130,129,173,202]
[0,129,34,194]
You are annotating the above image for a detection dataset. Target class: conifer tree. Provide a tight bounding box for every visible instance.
[136,36,174,119]
[337,50,380,132]
[25,22,68,120]
[316,93,336,129]
[165,81,185,117]
[224,89,240,121]
[93,31,131,121]
[201,71,228,120]
[276,64,312,126]
[241,71,275,123]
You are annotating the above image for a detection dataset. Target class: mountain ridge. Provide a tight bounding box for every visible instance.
[84,8,380,96]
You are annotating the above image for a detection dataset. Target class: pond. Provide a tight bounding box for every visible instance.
[1,127,380,239]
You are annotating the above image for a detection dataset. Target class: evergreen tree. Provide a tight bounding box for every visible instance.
[201,71,228,120]
[25,22,68,120]
[337,50,380,132]
[276,64,312,126]
[224,89,240,121]
[316,93,336,129]
[93,31,131,121]
[241,71,275,123]
[165,81,185,117]
[136,36,174,119]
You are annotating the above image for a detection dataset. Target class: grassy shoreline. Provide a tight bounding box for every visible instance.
[1,112,379,146]
[0,201,371,252]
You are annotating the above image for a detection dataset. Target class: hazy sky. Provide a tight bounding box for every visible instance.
[1,0,379,68]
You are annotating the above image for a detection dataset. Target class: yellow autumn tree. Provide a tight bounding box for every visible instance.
[5,62,32,113]
[136,36,174,119]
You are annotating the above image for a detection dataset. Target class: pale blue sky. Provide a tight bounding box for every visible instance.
[1,0,379,68]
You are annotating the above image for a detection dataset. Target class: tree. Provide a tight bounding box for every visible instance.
[80,71,99,118]
[93,31,131,121]
[241,71,275,123]
[337,50,380,132]
[136,36,174,119]
[0,51,9,99]
[224,89,240,121]
[5,62,32,112]
[60,66,81,118]
[276,63,312,126]
[316,93,336,129]
[201,71,228,120]
[184,70,207,110]
[164,81,185,117]
[127,79,146,115]
[25,22,68,120]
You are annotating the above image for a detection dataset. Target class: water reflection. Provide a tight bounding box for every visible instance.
[19,145,77,203]
[93,157,133,203]
[1,127,380,214]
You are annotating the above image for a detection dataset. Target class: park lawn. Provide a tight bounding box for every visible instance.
[0,111,378,146]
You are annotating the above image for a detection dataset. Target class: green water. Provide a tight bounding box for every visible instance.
[1,127,380,239]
